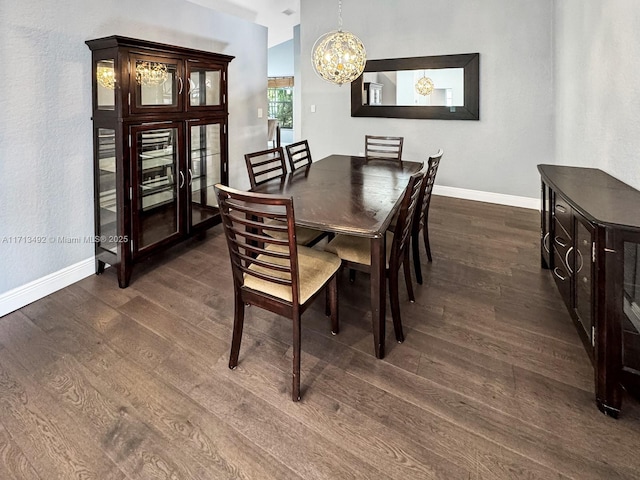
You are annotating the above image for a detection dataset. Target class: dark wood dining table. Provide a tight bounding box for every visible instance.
[251,154,423,359]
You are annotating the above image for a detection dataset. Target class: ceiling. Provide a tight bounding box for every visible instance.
[185,0,300,47]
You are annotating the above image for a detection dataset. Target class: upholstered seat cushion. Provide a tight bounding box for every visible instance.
[244,245,341,303]
[324,231,394,268]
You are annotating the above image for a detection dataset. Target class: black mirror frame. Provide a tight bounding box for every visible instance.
[351,53,479,120]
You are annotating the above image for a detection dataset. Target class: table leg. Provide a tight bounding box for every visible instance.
[371,235,386,358]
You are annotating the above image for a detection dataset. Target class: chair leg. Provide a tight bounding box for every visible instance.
[412,230,423,285]
[388,269,405,343]
[229,291,245,369]
[403,253,415,303]
[328,275,339,335]
[423,221,432,263]
[292,312,302,401]
[349,269,356,283]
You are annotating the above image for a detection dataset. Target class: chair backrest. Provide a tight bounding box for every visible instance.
[214,184,301,306]
[285,140,313,171]
[414,149,443,232]
[390,167,427,266]
[244,147,287,189]
[267,118,280,147]
[365,135,404,162]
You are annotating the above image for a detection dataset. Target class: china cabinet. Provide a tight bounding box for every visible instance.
[539,164,640,417]
[86,36,233,287]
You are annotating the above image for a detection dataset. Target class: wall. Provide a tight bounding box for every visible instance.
[0,0,267,305]
[268,39,294,77]
[554,0,640,189]
[299,0,554,201]
[293,25,302,140]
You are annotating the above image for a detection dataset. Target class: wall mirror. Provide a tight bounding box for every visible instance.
[351,53,479,120]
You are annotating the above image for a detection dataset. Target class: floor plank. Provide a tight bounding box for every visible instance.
[1,195,640,479]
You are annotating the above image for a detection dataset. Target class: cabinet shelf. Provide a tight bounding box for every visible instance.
[87,35,233,288]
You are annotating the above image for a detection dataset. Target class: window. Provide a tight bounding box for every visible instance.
[267,77,293,129]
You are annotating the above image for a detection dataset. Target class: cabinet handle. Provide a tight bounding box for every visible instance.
[553,267,567,281]
[188,168,193,186]
[179,171,185,188]
[566,246,574,274]
[554,236,567,247]
[556,204,567,213]
[178,76,184,95]
[543,232,550,253]
[575,249,584,274]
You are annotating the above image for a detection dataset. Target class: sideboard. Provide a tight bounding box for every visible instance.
[539,164,640,417]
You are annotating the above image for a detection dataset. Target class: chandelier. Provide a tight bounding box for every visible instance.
[96,63,115,90]
[311,0,366,85]
[415,75,434,96]
[135,61,168,86]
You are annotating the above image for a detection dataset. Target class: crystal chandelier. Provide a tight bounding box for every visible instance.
[96,64,115,90]
[311,0,366,85]
[135,61,168,86]
[415,74,434,96]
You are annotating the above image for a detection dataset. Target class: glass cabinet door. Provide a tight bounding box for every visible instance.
[575,218,594,344]
[186,61,224,110]
[129,54,183,114]
[131,124,183,253]
[623,241,640,374]
[96,128,117,252]
[188,120,224,228]
[95,59,116,110]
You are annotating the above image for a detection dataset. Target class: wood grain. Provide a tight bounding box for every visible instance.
[1,195,639,479]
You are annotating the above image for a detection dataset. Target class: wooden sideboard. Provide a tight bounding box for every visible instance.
[539,164,640,417]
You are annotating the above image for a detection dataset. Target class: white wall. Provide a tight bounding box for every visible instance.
[554,0,640,189]
[268,39,294,77]
[299,0,554,200]
[0,0,267,297]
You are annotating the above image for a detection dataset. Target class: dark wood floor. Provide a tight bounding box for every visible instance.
[2,196,640,479]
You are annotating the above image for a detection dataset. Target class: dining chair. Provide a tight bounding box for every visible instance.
[285,140,313,171]
[324,165,426,343]
[267,118,280,148]
[214,184,341,401]
[244,147,288,189]
[412,149,444,284]
[365,135,404,163]
[244,147,325,246]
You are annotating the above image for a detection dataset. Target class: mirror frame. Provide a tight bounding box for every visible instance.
[351,53,479,120]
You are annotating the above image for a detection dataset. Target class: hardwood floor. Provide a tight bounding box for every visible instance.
[2,196,640,479]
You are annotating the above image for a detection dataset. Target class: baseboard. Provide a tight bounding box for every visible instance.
[433,185,540,210]
[0,258,95,318]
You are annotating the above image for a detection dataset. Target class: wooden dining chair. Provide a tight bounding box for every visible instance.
[285,140,313,171]
[244,147,325,246]
[365,135,404,163]
[214,184,341,401]
[412,149,443,284]
[324,166,426,343]
[244,147,288,189]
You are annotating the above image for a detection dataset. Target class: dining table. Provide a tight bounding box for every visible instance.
[251,154,423,359]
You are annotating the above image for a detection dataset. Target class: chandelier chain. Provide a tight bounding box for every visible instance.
[338,0,343,31]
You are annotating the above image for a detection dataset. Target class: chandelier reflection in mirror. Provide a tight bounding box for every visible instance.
[415,75,434,96]
[96,62,116,90]
[135,61,168,86]
[312,0,366,85]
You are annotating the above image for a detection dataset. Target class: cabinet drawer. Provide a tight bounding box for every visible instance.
[553,250,572,309]
[554,196,573,237]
